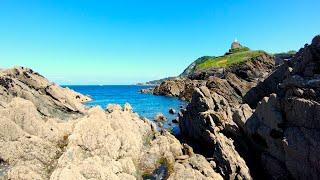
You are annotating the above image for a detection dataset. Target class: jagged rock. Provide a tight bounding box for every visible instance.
[180,86,252,179]
[0,67,222,179]
[244,35,320,179]
[232,104,253,129]
[0,67,91,119]
[168,154,223,180]
[154,52,275,104]
[153,78,206,101]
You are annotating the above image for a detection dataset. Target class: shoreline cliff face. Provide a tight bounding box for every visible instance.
[243,35,320,179]
[178,35,320,180]
[0,67,223,179]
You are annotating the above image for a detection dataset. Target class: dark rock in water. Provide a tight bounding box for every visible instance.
[168,108,176,114]
[172,118,179,124]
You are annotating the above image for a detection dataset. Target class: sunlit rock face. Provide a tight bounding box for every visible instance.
[0,67,223,180]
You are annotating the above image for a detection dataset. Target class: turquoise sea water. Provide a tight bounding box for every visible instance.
[65,85,186,134]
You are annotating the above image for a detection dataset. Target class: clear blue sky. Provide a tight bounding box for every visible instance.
[0,0,319,85]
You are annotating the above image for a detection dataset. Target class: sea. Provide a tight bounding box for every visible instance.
[65,85,187,134]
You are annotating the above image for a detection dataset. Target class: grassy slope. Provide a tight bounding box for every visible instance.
[195,50,266,70]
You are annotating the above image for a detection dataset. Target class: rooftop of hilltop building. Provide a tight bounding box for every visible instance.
[231,39,242,49]
[226,39,250,55]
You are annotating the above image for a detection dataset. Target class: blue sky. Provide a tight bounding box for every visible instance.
[0,0,319,85]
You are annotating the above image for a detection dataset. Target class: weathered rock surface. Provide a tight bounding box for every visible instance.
[153,78,206,101]
[0,67,223,180]
[244,35,320,179]
[180,86,252,180]
[0,67,91,119]
[153,52,275,103]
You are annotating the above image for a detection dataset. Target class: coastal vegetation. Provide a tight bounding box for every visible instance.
[195,50,266,70]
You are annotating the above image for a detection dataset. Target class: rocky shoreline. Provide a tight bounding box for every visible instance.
[1,35,320,180]
[0,67,223,179]
[142,35,320,179]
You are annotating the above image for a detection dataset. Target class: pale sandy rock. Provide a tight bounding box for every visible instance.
[168,155,223,180]
[123,103,133,112]
[0,67,91,119]
[0,67,223,180]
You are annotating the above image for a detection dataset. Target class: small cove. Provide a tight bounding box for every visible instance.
[65,85,187,134]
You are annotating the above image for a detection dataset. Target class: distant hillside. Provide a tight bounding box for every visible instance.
[179,56,215,77]
[180,41,268,77]
[149,40,290,84]
[194,50,265,70]
[142,76,177,85]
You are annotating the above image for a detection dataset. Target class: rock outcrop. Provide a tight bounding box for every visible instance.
[176,36,320,180]
[152,52,275,103]
[0,67,91,119]
[180,86,252,179]
[244,35,320,179]
[153,78,206,101]
[0,67,223,179]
